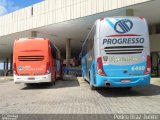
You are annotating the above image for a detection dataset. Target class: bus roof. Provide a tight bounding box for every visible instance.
[16,38,47,41]
[14,38,60,54]
[14,38,49,52]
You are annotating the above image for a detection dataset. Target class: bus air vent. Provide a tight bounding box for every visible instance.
[104,46,143,54]
[18,56,44,61]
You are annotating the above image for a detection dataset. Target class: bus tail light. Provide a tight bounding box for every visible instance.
[97,57,106,76]
[45,62,50,74]
[139,16,144,20]
[13,63,18,75]
[144,55,151,75]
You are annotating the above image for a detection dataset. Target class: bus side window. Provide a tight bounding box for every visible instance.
[52,52,56,59]
[82,25,96,57]
[88,26,96,52]
[56,50,60,60]
[51,46,56,59]
[82,43,87,57]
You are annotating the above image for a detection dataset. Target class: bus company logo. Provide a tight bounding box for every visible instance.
[18,66,23,70]
[114,19,133,33]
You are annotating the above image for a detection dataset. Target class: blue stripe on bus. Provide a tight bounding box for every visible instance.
[115,18,120,21]
[106,19,114,28]
[121,22,130,32]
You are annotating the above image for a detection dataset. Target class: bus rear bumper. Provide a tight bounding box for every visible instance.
[14,74,51,84]
[95,74,150,87]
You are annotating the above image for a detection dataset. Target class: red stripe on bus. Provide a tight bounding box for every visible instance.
[107,34,141,37]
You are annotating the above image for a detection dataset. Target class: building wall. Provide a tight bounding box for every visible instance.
[0,0,152,36]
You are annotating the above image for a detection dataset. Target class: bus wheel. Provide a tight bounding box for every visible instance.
[53,81,55,85]
[59,76,63,80]
[89,72,96,90]
[25,83,32,87]
[55,72,57,81]
[61,76,64,80]
[48,80,55,86]
[90,83,96,90]
[84,78,87,81]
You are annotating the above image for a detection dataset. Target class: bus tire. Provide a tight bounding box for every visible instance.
[59,75,63,80]
[53,80,56,85]
[55,72,57,81]
[89,72,96,90]
[58,74,63,80]
[84,78,87,81]
[25,83,32,87]
[90,82,96,90]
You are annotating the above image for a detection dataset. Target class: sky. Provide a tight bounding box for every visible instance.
[0,0,43,16]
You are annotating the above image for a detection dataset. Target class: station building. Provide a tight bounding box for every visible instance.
[0,0,160,77]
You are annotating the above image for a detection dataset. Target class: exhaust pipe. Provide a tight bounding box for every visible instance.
[106,82,110,87]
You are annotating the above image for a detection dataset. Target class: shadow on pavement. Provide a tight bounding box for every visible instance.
[97,84,160,97]
[21,77,80,90]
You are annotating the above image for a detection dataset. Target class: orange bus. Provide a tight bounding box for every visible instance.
[13,38,62,86]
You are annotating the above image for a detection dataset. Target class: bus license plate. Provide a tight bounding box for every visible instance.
[121,79,131,83]
[28,77,35,80]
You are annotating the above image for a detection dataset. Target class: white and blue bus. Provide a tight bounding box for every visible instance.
[81,17,151,90]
